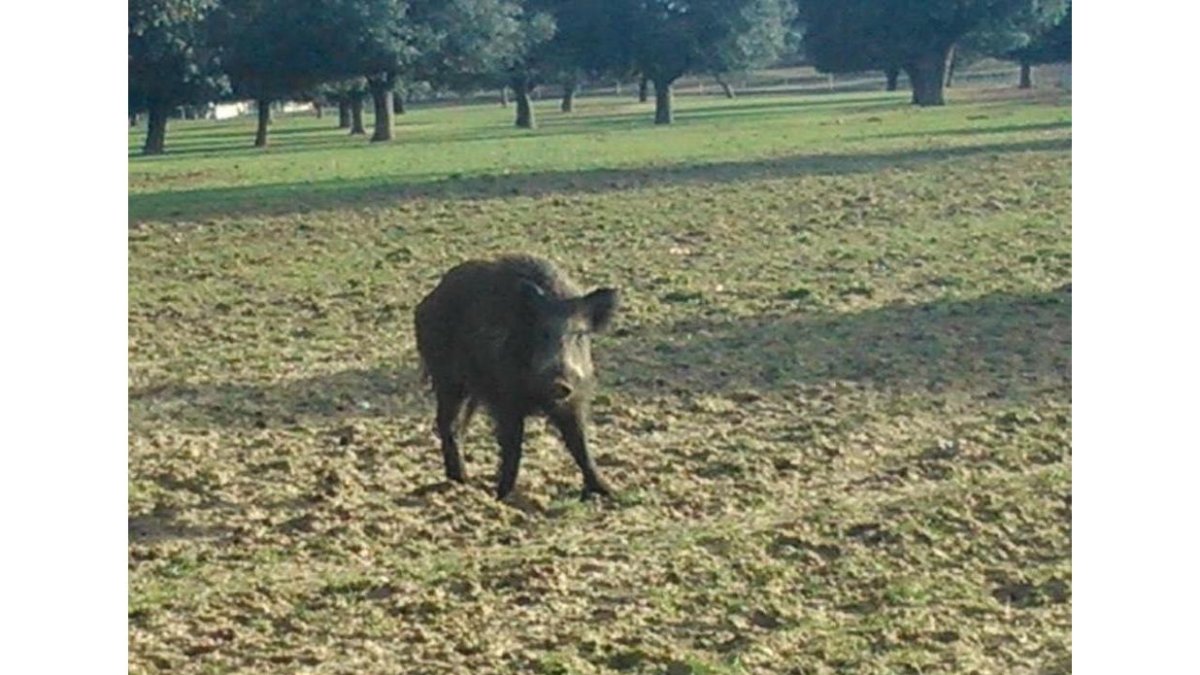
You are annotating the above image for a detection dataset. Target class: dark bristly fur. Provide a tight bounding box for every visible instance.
[414,254,620,500]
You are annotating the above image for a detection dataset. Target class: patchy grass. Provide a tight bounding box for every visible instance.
[129,87,1071,674]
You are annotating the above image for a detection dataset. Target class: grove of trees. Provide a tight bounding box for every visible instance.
[1009,3,1071,89]
[129,0,1072,154]
[129,0,227,154]
[798,0,1071,106]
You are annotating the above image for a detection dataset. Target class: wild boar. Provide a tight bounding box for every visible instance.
[414,254,619,500]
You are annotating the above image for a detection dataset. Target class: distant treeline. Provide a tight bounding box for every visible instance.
[130,0,1071,154]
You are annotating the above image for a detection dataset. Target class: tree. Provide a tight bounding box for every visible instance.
[1008,3,1071,88]
[937,39,985,89]
[528,0,634,114]
[498,5,555,129]
[350,94,367,134]
[212,0,322,146]
[212,0,404,146]
[703,0,798,100]
[799,0,1069,106]
[316,78,370,132]
[617,0,794,124]
[493,0,598,127]
[413,0,547,129]
[347,0,536,136]
[341,0,411,142]
[798,0,907,96]
[884,66,901,91]
[129,0,226,154]
[951,1,1069,89]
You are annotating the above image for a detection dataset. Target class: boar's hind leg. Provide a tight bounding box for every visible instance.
[494,411,526,500]
[435,386,468,482]
[548,410,613,500]
[459,396,479,437]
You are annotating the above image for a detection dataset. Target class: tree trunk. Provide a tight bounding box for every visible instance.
[349,95,366,135]
[561,81,576,112]
[143,104,169,155]
[653,78,674,125]
[393,91,406,115]
[638,76,649,103]
[1019,61,1033,89]
[908,45,952,107]
[337,99,351,128]
[500,87,509,107]
[254,97,270,147]
[714,74,735,99]
[944,44,958,88]
[885,67,900,91]
[512,77,535,129]
[370,80,394,142]
[314,102,323,118]
[129,112,138,128]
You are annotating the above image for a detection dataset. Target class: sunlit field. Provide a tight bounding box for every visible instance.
[129,84,1071,674]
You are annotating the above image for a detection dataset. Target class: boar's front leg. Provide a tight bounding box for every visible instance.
[494,409,526,500]
[548,408,613,500]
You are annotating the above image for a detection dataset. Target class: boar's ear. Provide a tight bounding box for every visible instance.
[581,287,619,332]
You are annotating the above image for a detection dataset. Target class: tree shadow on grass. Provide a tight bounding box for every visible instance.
[129,96,905,162]
[130,364,427,431]
[445,97,905,141]
[135,92,900,144]
[519,93,903,130]
[129,511,231,545]
[174,124,333,141]
[129,122,430,159]
[129,286,1070,434]
[131,134,372,160]
[871,119,1071,141]
[610,286,1071,400]
[129,136,1071,223]
[129,123,325,155]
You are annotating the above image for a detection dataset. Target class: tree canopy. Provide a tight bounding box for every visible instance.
[1009,2,1071,65]
[129,0,227,153]
[702,0,798,80]
[211,0,410,146]
[615,0,796,124]
[799,0,1070,106]
[332,0,541,140]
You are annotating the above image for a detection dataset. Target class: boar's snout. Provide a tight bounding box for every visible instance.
[537,360,587,402]
[549,380,574,401]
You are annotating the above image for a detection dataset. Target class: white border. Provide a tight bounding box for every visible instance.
[3,3,128,673]
[1074,3,1198,673]
[6,2,1198,672]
